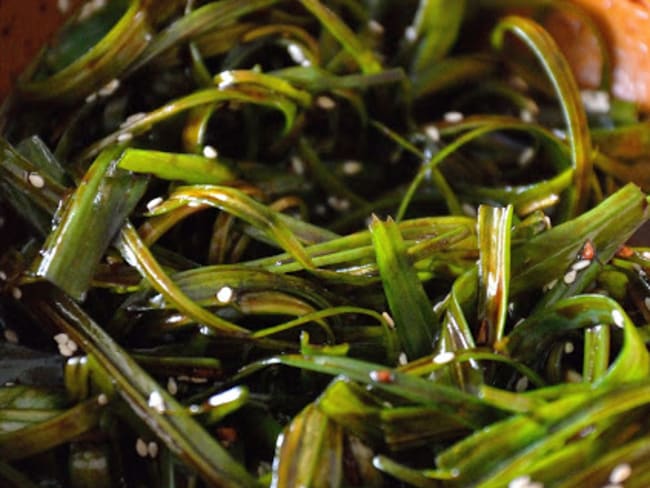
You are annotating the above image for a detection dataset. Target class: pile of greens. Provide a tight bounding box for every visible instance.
[2,0,650,486]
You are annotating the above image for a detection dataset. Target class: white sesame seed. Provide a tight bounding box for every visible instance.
[444,111,464,123]
[148,390,166,413]
[216,286,234,304]
[404,26,417,42]
[146,197,164,212]
[316,95,336,110]
[117,132,133,143]
[564,342,574,354]
[11,287,22,300]
[54,333,69,345]
[520,108,534,123]
[462,203,477,217]
[327,196,350,211]
[98,79,120,98]
[58,343,74,357]
[203,145,218,159]
[189,404,202,414]
[563,269,577,285]
[85,92,98,104]
[508,475,531,488]
[27,172,45,188]
[572,259,592,271]
[609,463,632,484]
[67,339,78,353]
[398,352,408,365]
[97,393,109,405]
[433,351,455,365]
[515,376,529,392]
[167,377,178,396]
[4,329,18,344]
[135,438,148,458]
[290,156,305,175]
[612,310,625,328]
[552,128,566,139]
[367,20,384,35]
[518,147,535,167]
[581,90,611,114]
[147,441,159,459]
[287,44,310,66]
[424,124,440,142]
[382,311,395,328]
[0,271,6,281]
[342,160,363,176]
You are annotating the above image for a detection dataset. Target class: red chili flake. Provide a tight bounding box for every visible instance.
[616,246,635,258]
[370,369,394,383]
[216,427,238,447]
[580,240,596,260]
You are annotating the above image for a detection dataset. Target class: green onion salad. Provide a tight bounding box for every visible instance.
[1,0,650,486]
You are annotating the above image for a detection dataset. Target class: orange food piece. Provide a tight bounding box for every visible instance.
[547,0,650,111]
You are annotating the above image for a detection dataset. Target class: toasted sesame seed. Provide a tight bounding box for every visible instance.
[147,441,159,458]
[203,145,218,159]
[216,286,234,304]
[342,160,363,175]
[146,197,164,212]
[97,393,109,406]
[135,438,148,457]
[27,172,45,188]
[612,310,625,328]
[564,342,574,354]
[609,463,631,484]
[382,311,395,328]
[518,147,535,167]
[167,377,178,396]
[4,329,18,344]
[433,351,455,365]
[444,111,464,123]
[398,352,408,365]
[563,269,577,285]
[98,78,120,97]
[515,376,529,392]
[572,259,591,271]
[117,132,133,143]
[11,287,22,300]
[148,391,166,413]
[316,95,336,110]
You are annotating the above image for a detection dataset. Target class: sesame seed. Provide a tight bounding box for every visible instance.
[444,111,464,123]
[27,172,45,188]
[316,96,336,110]
[520,109,534,123]
[148,390,166,413]
[66,339,78,353]
[572,259,591,272]
[117,132,133,143]
[216,286,234,304]
[552,128,566,139]
[287,44,310,66]
[135,438,148,458]
[643,251,650,260]
[612,310,625,328]
[609,463,631,484]
[4,329,18,344]
[290,156,305,175]
[462,203,477,217]
[342,160,362,176]
[327,196,350,212]
[97,393,109,405]
[0,271,6,281]
[564,342,574,354]
[398,352,408,365]
[404,26,417,42]
[147,441,159,458]
[518,147,535,167]
[121,112,147,128]
[581,90,610,114]
[85,92,98,104]
[11,287,22,300]
[203,145,218,159]
[58,343,74,357]
[508,475,531,488]
[189,404,202,414]
[433,351,455,365]
[98,79,120,98]
[563,269,577,285]
[167,377,178,396]
[424,124,440,142]
[367,20,384,35]
[515,376,529,392]
[146,197,164,212]
[190,376,208,384]
[382,311,395,328]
